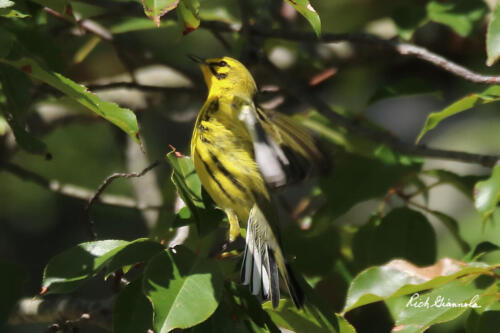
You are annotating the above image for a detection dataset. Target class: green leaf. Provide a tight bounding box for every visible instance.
[42,240,128,294]
[177,0,200,35]
[463,241,500,262]
[166,151,222,234]
[474,164,500,221]
[142,0,179,27]
[0,57,141,144]
[42,239,163,294]
[284,0,321,37]
[370,77,440,104]
[424,169,483,199]
[0,0,29,18]
[342,258,493,313]
[394,280,495,333]
[264,299,355,333]
[109,17,176,34]
[1,113,48,156]
[113,279,153,333]
[391,5,428,40]
[353,208,436,269]
[104,238,165,278]
[0,64,49,157]
[487,1,500,66]
[142,246,224,333]
[466,306,500,333]
[416,86,500,143]
[426,0,488,37]
[0,261,26,327]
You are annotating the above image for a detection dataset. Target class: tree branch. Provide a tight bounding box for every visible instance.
[201,21,500,85]
[8,296,113,331]
[261,59,500,168]
[0,162,163,210]
[85,160,162,239]
[86,82,200,94]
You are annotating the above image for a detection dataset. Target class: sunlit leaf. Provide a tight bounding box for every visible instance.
[342,258,493,313]
[393,280,496,333]
[42,239,163,294]
[416,86,500,143]
[487,1,500,66]
[474,165,500,221]
[142,246,223,333]
[284,0,321,37]
[177,0,200,35]
[113,279,153,333]
[0,57,141,144]
[0,0,29,18]
[142,0,179,27]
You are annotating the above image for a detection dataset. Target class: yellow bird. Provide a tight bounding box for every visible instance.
[190,56,326,308]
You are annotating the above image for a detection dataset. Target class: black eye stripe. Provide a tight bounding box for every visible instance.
[207,61,230,68]
[209,66,228,80]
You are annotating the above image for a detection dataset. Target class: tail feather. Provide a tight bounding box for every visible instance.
[241,204,304,309]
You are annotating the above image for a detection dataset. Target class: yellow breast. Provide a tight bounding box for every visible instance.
[191,96,269,223]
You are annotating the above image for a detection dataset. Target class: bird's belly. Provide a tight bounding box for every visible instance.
[192,118,268,223]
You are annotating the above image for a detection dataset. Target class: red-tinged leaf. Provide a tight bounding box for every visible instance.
[142,0,180,27]
[177,0,200,35]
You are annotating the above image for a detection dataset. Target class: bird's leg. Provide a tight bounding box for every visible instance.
[226,208,241,242]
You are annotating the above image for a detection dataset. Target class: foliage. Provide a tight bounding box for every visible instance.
[1,0,500,333]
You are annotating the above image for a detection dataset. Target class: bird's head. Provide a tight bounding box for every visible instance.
[189,56,257,96]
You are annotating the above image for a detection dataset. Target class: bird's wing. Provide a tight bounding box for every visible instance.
[233,95,328,189]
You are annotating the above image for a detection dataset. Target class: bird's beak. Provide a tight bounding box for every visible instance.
[188,54,205,64]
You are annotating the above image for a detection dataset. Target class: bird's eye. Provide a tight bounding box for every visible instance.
[219,61,228,67]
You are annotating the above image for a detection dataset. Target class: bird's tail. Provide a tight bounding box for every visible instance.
[240,204,304,309]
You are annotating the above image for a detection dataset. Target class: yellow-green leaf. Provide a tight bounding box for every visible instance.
[142,0,180,27]
[474,164,500,221]
[416,86,500,143]
[487,1,500,66]
[0,57,141,144]
[285,0,321,37]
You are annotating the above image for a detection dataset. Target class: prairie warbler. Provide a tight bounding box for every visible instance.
[190,56,326,308]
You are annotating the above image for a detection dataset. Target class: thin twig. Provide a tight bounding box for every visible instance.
[85,160,162,240]
[86,82,200,94]
[0,162,163,209]
[201,21,500,85]
[262,59,500,168]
